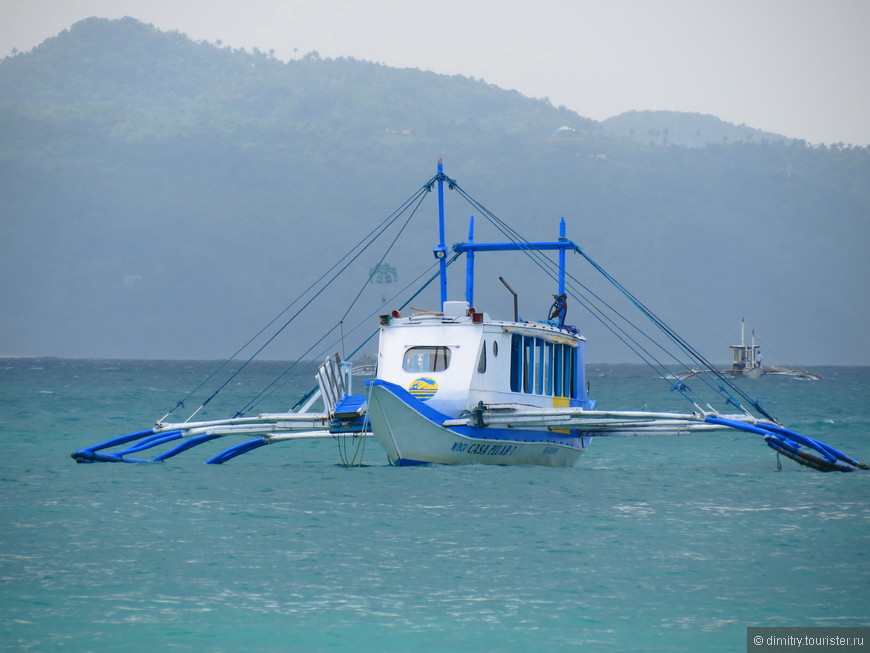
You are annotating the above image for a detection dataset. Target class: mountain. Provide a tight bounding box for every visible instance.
[1,17,868,364]
[602,110,792,147]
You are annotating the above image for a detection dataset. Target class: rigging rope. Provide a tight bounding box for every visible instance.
[163,179,437,423]
[446,180,774,422]
[225,175,455,417]
[338,186,430,325]
[444,187,703,400]
[239,253,461,416]
[159,170,773,426]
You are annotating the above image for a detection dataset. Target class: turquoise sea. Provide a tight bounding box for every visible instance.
[1,359,868,652]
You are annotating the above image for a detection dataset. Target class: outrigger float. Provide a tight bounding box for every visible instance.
[72,163,865,472]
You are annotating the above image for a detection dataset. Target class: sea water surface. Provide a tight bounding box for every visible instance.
[1,359,868,652]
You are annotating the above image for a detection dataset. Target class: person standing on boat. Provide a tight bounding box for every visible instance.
[549,293,567,327]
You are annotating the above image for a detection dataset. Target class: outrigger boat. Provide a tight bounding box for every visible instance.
[677,319,821,381]
[71,163,864,472]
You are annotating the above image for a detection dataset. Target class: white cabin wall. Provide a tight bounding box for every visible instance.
[376,320,483,417]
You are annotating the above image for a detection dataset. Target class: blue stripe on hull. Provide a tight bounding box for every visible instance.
[366,378,589,467]
[367,378,587,447]
[448,424,586,448]
[393,458,433,466]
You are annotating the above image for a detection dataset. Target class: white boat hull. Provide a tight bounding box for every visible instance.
[366,380,589,466]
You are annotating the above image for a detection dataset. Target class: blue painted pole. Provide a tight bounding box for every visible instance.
[153,433,225,462]
[205,437,270,464]
[436,160,448,309]
[558,217,567,295]
[115,430,184,456]
[465,216,475,306]
[80,428,155,453]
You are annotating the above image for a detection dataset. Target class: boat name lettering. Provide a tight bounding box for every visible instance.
[451,442,518,456]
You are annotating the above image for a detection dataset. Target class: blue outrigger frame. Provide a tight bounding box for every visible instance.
[71,162,867,472]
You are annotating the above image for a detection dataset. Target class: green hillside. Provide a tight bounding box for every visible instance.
[1,17,868,363]
[602,110,792,147]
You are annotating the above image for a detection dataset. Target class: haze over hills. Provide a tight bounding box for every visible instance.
[602,111,792,148]
[1,17,868,364]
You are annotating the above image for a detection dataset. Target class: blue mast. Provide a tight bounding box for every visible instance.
[435,161,573,308]
[558,217,567,295]
[465,216,475,307]
[434,160,448,309]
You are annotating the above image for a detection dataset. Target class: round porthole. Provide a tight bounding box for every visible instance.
[492,341,498,357]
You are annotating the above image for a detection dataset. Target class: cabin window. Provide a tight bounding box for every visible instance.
[492,341,498,357]
[403,346,451,373]
[510,335,521,392]
[568,348,576,397]
[477,341,487,373]
[522,336,532,393]
[509,335,576,397]
[556,345,576,397]
[545,341,554,395]
[535,337,544,394]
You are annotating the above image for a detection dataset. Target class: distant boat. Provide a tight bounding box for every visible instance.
[678,320,821,381]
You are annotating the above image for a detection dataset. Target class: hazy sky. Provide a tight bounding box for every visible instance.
[2,0,869,145]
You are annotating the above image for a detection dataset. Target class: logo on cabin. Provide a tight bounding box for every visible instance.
[408,377,438,401]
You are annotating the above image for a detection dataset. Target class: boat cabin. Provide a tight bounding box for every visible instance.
[730,342,761,372]
[376,300,596,418]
